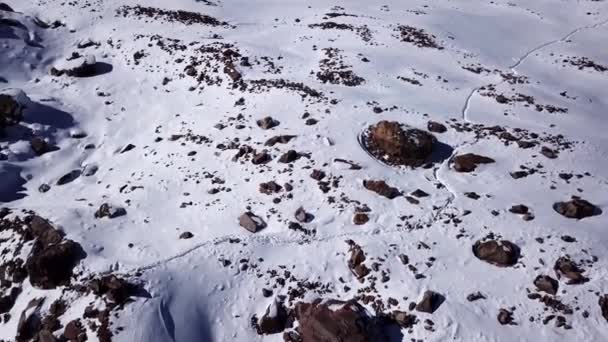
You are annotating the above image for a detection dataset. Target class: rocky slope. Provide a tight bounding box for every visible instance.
[1,0,608,341]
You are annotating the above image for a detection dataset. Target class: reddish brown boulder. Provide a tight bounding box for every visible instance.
[553,198,601,219]
[472,239,520,267]
[363,121,436,167]
[295,299,388,342]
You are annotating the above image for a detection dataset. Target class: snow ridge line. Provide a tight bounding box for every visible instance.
[460,87,480,122]
[509,17,608,71]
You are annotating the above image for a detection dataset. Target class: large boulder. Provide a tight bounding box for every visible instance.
[362,121,436,167]
[553,198,601,219]
[26,240,84,289]
[50,55,99,77]
[295,299,388,342]
[472,239,520,267]
[256,299,288,335]
[0,89,31,129]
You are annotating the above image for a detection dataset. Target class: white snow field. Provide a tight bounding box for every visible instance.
[1,0,608,341]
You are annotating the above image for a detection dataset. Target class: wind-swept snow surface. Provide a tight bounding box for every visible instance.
[1,0,608,341]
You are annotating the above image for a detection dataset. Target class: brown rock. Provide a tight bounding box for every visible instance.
[497,309,514,325]
[252,151,272,165]
[553,198,601,219]
[348,244,369,280]
[310,169,326,181]
[239,212,266,233]
[472,239,520,267]
[509,204,529,215]
[0,93,24,128]
[554,257,588,284]
[265,135,296,147]
[257,116,280,130]
[259,181,282,195]
[391,310,417,328]
[541,146,558,159]
[534,275,559,295]
[179,231,194,239]
[26,240,84,289]
[88,275,137,306]
[363,121,436,167]
[363,180,401,199]
[353,213,369,225]
[415,291,445,314]
[453,153,495,172]
[94,203,127,219]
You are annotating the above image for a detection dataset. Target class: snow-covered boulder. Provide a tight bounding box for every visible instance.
[0,88,31,128]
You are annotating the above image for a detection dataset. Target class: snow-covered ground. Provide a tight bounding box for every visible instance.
[1,0,608,341]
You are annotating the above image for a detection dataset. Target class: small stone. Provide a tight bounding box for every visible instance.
[179,231,194,239]
[363,180,401,199]
[497,309,514,325]
[256,116,280,130]
[94,203,127,219]
[466,292,486,302]
[310,169,326,181]
[278,150,299,163]
[295,207,313,223]
[56,170,81,185]
[541,146,558,159]
[472,239,520,267]
[353,213,369,225]
[257,299,288,335]
[509,204,529,214]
